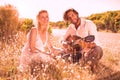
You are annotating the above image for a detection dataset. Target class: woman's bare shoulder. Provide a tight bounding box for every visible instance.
[30,27,37,32]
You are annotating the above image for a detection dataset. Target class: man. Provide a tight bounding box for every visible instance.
[61,8,103,72]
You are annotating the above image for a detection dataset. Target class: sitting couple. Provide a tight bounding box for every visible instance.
[18,8,103,72]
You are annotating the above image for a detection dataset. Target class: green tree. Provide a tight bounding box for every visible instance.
[18,18,34,33]
[87,10,120,32]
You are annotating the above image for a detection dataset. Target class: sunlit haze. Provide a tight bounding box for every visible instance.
[0,0,120,22]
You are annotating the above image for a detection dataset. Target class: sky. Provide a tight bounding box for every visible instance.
[0,0,120,22]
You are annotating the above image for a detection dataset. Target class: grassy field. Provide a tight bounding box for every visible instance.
[0,30,120,80]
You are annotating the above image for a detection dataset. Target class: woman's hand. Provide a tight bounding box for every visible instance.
[51,47,62,56]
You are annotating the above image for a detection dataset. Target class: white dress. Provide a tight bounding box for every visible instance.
[18,27,54,71]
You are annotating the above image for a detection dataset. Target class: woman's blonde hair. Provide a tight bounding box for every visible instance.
[37,10,48,20]
[36,10,48,30]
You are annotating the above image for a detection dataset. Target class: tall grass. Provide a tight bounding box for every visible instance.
[0,31,120,80]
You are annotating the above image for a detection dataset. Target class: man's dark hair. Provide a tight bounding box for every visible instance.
[63,8,79,22]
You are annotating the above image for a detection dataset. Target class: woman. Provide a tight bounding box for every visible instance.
[18,10,56,72]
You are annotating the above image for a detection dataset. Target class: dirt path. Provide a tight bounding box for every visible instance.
[98,32,120,53]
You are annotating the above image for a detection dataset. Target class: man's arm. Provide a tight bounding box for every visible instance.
[86,20,100,46]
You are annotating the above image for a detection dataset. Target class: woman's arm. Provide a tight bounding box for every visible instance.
[47,33,62,57]
[29,28,38,53]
